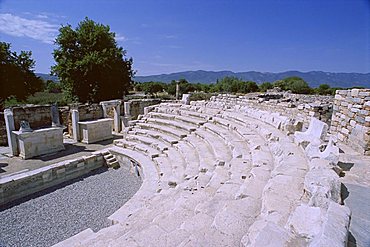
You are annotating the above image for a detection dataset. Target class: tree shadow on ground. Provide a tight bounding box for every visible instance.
[0,166,108,212]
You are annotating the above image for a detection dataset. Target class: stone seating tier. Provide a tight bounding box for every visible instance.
[54,98,349,247]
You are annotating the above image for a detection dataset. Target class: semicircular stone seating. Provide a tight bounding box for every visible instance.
[54,95,351,247]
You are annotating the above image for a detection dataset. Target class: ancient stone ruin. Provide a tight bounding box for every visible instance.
[1,89,370,246]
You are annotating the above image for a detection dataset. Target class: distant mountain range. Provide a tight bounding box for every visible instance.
[36,73,59,82]
[135,70,370,88]
[36,70,370,88]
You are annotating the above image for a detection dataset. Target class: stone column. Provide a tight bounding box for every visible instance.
[51,104,61,127]
[176,82,180,100]
[122,102,131,128]
[4,109,18,156]
[71,109,80,142]
[101,105,108,118]
[124,102,131,117]
[113,104,121,133]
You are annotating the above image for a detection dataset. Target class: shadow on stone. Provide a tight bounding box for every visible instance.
[0,163,8,173]
[37,143,92,162]
[347,231,357,247]
[341,183,350,202]
[0,166,108,212]
[338,161,355,172]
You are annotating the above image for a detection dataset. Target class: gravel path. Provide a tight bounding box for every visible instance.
[0,165,142,247]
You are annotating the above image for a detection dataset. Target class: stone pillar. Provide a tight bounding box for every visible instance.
[176,82,180,100]
[50,104,61,127]
[71,110,80,142]
[113,104,121,133]
[4,109,18,156]
[124,102,131,117]
[122,102,131,128]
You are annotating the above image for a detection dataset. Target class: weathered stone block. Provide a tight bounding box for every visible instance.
[78,118,113,144]
[351,89,360,97]
[13,127,64,159]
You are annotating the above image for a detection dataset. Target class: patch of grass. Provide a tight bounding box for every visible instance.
[3,96,25,108]
[26,91,72,106]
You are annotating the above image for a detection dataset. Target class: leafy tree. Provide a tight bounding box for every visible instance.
[139,81,166,95]
[46,80,62,93]
[239,81,259,93]
[273,76,311,94]
[0,42,44,108]
[259,82,273,92]
[52,17,134,103]
[315,84,336,95]
[167,79,193,96]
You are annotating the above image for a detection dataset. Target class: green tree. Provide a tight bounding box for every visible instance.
[140,81,165,95]
[166,79,193,96]
[52,17,134,103]
[0,42,43,108]
[259,82,273,92]
[316,84,335,95]
[273,76,311,94]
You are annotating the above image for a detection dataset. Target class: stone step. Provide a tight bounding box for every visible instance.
[147,118,197,133]
[136,122,188,139]
[129,129,179,145]
[203,122,250,159]
[115,140,161,159]
[126,134,169,152]
[194,128,232,163]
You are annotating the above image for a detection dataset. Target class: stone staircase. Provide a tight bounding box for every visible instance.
[102,150,120,169]
[54,97,350,247]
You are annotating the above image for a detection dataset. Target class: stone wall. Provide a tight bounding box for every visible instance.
[0,152,106,206]
[329,89,370,155]
[62,104,104,136]
[0,105,54,146]
[12,105,53,130]
[128,99,161,119]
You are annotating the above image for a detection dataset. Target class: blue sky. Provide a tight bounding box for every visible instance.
[0,0,369,75]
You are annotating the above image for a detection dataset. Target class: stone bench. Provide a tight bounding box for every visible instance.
[129,128,179,145]
[136,122,188,139]
[78,118,113,144]
[294,117,328,146]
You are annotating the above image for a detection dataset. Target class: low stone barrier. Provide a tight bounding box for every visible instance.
[0,152,106,206]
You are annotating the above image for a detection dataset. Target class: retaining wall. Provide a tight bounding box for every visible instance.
[329,89,370,155]
[0,152,106,206]
[129,99,161,119]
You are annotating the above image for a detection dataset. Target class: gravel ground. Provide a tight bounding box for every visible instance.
[0,165,142,247]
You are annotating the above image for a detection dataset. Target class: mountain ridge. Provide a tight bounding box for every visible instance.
[134,70,370,88]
